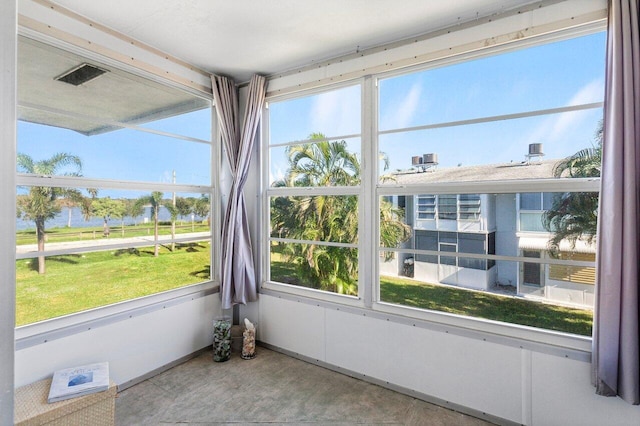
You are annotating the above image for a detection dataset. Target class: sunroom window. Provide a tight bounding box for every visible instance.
[266,84,362,298]
[377,31,605,336]
[15,37,213,326]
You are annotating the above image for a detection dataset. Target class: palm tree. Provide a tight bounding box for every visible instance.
[164,201,179,251]
[135,191,165,257]
[272,134,410,295]
[123,198,144,226]
[16,152,84,274]
[543,122,602,254]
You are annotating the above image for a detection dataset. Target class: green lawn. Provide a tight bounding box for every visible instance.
[16,242,210,326]
[380,275,592,336]
[270,245,592,336]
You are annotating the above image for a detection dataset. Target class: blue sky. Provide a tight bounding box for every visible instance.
[17,108,212,187]
[18,32,606,190]
[268,32,606,183]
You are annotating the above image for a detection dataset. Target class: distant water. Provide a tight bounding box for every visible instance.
[16,206,204,231]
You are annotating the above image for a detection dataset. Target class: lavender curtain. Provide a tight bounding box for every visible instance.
[592,0,640,405]
[212,74,266,309]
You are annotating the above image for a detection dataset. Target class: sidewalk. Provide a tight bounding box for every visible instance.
[16,232,211,255]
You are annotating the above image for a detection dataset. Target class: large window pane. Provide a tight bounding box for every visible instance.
[378,189,597,335]
[17,35,213,326]
[378,33,605,131]
[17,117,211,185]
[267,84,362,298]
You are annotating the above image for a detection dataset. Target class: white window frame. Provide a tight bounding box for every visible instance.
[262,22,605,351]
[261,80,366,308]
[15,33,220,343]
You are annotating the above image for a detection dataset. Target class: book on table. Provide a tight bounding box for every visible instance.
[47,362,110,403]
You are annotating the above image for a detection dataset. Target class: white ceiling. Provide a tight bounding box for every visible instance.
[50,0,541,82]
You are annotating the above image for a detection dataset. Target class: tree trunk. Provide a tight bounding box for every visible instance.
[171,221,175,252]
[36,218,46,274]
[103,217,110,238]
[154,210,159,257]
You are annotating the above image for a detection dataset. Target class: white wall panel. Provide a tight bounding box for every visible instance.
[259,295,325,360]
[531,352,640,426]
[15,294,218,388]
[328,307,524,422]
[261,294,640,425]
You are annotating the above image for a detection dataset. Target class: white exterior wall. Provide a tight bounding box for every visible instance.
[495,193,519,286]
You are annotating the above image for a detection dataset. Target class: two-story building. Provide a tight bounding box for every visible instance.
[381,157,596,308]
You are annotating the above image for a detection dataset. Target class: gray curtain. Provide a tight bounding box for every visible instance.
[592,0,640,404]
[212,74,266,309]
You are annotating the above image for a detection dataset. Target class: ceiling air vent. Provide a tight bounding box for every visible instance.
[55,63,107,86]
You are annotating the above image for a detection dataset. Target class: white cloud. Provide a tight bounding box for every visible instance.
[381,83,422,130]
[523,79,603,149]
[310,87,360,137]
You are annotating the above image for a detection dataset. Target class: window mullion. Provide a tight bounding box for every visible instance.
[361,76,376,308]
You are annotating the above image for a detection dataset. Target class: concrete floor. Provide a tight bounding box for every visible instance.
[115,347,495,425]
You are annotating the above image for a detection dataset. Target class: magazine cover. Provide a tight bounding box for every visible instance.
[48,362,109,403]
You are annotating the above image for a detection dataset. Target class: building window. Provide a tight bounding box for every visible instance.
[459,194,481,221]
[416,195,435,219]
[16,37,213,326]
[519,192,563,232]
[438,195,457,220]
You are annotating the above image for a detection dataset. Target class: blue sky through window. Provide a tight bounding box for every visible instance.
[269,32,606,183]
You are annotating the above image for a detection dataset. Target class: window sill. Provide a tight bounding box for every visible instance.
[259,285,592,360]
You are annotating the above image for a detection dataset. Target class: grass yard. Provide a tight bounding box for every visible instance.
[381,275,592,336]
[269,244,592,336]
[16,242,211,326]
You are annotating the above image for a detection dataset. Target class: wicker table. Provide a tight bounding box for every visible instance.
[15,377,116,426]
